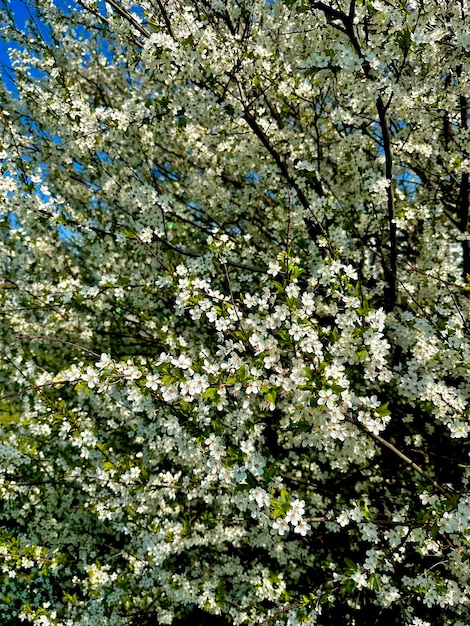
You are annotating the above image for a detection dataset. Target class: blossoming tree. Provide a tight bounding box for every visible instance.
[0,0,469,624]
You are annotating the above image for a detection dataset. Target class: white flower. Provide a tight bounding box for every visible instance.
[293,519,311,536]
[267,261,281,276]
[317,389,338,410]
[249,487,270,508]
[285,509,302,526]
[95,353,112,369]
[145,373,160,390]
[243,293,257,308]
[290,499,306,515]
[337,512,350,527]
[272,517,289,535]
[247,455,266,477]
[171,354,193,370]
[232,464,247,484]
[351,571,368,589]
[82,366,99,389]
[285,283,299,298]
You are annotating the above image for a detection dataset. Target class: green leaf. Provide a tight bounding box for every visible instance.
[369,573,381,591]
[272,507,284,519]
[203,387,217,398]
[122,227,137,239]
[375,402,390,417]
[344,558,357,570]
[396,28,411,52]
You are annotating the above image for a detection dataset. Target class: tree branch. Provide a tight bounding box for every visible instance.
[104,0,150,38]
[458,87,469,278]
[376,95,397,309]
[311,0,397,307]
[352,419,453,500]
[242,110,326,241]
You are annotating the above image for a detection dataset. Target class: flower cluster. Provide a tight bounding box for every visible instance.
[0,0,469,625]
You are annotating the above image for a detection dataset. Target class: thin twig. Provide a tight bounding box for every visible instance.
[351,418,453,499]
[14,334,101,357]
[0,379,79,403]
[104,0,150,38]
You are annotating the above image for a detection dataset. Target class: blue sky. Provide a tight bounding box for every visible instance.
[3,0,31,28]
[0,0,36,92]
